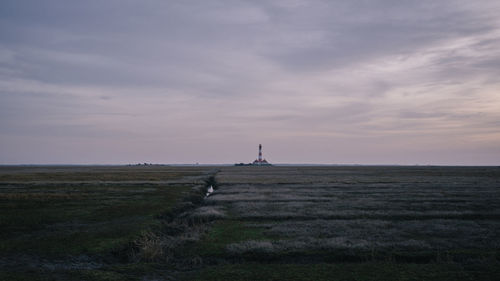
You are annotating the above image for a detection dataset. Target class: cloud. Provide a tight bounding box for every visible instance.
[1,0,499,164]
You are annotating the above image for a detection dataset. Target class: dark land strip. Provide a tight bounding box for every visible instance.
[178,166,500,280]
[1,166,500,280]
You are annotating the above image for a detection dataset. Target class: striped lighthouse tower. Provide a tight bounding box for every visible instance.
[253,144,270,165]
[258,144,263,162]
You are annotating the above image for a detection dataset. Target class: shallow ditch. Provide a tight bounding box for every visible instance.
[0,168,223,280]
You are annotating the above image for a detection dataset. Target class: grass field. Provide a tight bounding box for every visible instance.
[185,166,500,280]
[1,165,499,280]
[0,165,216,280]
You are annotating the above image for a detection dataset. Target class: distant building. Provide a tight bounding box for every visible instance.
[252,144,271,166]
[234,144,272,166]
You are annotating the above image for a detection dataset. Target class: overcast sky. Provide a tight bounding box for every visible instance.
[1,0,499,165]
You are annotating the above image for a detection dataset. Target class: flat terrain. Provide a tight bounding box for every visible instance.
[0,165,215,280]
[1,165,499,280]
[186,166,500,280]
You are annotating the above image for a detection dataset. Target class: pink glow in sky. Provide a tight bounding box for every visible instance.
[1,1,500,165]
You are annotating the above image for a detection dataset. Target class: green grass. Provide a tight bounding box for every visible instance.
[0,261,182,281]
[0,165,215,280]
[0,165,202,182]
[0,184,193,255]
[2,165,499,280]
[191,166,500,280]
[194,220,272,256]
[0,269,133,281]
[186,262,500,281]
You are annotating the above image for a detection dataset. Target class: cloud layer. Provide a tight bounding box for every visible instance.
[1,0,499,164]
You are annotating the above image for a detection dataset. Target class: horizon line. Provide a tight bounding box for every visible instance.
[0,163,499,167]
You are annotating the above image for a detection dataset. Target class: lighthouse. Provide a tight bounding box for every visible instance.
[253,144,270,165]
[258,144,263,162]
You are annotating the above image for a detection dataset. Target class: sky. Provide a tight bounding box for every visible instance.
[1,0,500,165]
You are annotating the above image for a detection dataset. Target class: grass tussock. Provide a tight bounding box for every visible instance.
[226,240,275,255]
[130,230,167,262]
[127,173,224,264]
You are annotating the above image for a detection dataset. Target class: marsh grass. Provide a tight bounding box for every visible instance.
[2,165,499,280]
[190,166,500,280]
[186,261,500,281]
[0,165,205,182]
[0,165,216,280]
[192,220,272,257]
